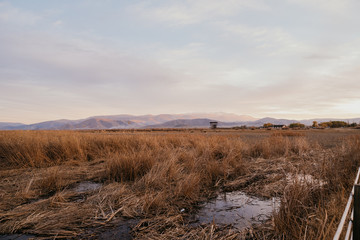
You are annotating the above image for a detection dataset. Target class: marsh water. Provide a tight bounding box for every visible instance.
[0,234,35,240]
[73,181,102,193]
[191,191,279,230]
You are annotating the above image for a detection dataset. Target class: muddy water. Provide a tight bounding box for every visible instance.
[0,234,35,240]
[98,219,139,240]
[192,191,279,230]
[73,181,102,193]
[80,218,139,240]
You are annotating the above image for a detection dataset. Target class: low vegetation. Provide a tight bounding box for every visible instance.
[289,122,305,129]
[319,121,351,128]
[261,120,358,129]
[0,129,359,239]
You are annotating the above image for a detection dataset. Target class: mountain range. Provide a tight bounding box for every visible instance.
[0,113,359,130]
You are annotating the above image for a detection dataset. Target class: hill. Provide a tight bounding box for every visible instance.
[0,114,359,130]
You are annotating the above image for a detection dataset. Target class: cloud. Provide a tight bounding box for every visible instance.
[305,54,339,60]
[217,21,311,56]
[0,29,181,88]
[53,20,62,26]
[0,2,41,25]
[286,0,355,16]
[0,27,186,123]
[128,0,270,26]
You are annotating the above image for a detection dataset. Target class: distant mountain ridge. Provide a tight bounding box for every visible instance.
[145,118,219,128]
[91,113,256,124]
[67,118,140,130]
[0,114,359,130]
[0,122,25,128]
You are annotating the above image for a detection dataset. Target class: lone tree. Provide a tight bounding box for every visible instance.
[312,121,318,128]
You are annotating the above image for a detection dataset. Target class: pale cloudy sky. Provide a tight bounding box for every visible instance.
[1,0,360,123]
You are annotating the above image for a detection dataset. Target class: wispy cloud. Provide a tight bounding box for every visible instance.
[0,27,185,122]
[304,54,339,60]
[53,20,62,26]
[128,0,270,26]
[216,21,310,56]
[286,0,356,16]
[0,2,41,25]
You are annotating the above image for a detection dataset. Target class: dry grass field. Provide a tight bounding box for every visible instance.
[0,128,360,239]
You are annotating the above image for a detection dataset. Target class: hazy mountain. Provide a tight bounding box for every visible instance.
[145,117,300,128]
[1,114,359,130]
[91,114,178,126]
[170,113,257,122]
[145,118,219,128]
[0,122,26,129]
[91,113,256,125]
[244,117,298,127]
[0,119,83,130]
[71,118,140,129]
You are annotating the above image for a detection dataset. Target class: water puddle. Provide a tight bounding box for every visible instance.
[191,191,279,230]
[98,219,139,240]
[81,218,139,240]
[0,234,36,240]
[72,181,102,193]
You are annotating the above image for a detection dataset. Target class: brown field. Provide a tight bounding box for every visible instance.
[0,128,360,239]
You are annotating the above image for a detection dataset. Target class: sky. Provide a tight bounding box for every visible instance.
[1,0,360,124]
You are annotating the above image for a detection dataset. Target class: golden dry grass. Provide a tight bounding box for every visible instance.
[0,129,359,239]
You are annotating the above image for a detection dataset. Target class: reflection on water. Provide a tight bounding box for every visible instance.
[0,234,35,240]
[193,191,279,230]
[73,181,102,193]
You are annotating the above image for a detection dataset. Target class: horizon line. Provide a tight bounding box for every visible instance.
[2,112,360,125]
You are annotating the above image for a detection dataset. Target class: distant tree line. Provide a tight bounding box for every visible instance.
[289,123,305,128]
[260,121,359,129]
[262,122,306,128]
[317,121,357,128]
